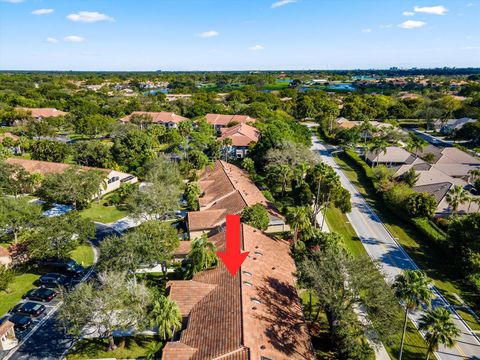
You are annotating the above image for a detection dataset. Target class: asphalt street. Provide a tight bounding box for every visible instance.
[2,223,116,360]
[310,127,480,359]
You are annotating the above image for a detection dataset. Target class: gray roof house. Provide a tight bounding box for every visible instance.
[434,117,476,134]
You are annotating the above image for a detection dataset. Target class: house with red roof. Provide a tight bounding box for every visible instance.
[119,111,189,129]
[218,123,260,158]
[205,113,256,132]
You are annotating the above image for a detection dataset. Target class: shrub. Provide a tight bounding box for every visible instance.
[411,217,446,245]
[240,204,270,231]
[406,192,437,218]
[0,267,15,291]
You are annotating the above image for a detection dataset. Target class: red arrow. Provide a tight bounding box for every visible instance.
[217,214,249,277]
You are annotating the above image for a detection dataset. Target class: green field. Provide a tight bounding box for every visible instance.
[79,200,128,223]
[67,337,159,359]
[0,272,40,315]
[70,243,95,267]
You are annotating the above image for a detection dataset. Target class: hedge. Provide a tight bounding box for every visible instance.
[339,149,447,247]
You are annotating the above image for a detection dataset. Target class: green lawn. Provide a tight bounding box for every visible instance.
[67,337,159,359]
[70,243,95,267]
[0,272,40,315]
[333,153,480,321]
[456,309,480,331]
[385,320,429,360]
[325,207,366,257]
[79,200,128,223]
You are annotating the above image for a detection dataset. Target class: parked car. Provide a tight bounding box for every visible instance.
[8,314,33,331]
[38,273,71,288]
[23,288,58,302]
[38,259,85,277]
[10,302,46,317]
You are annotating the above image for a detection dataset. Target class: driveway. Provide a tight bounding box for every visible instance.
[1,223,117,360]
[309,127,480,359]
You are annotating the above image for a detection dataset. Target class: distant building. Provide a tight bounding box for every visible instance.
[4,158,137,196]
[218,123,260,158]
[119,111,189,129]
[205,113,256,132]
[164,224,314,360]
[434,118,476,134]
[0,247,12,268]
[16,108,68,120]
[187,160,288,239]
[365,146,417,167]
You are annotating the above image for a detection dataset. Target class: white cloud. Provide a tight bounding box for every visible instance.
[413,5,448,15]
[32,9,54,15]
[271,0,297,9]
[1,0,24,3]
[466,2,475,7]
[403,11,415,16]
[198,30,219,38]
[46,37,58,43]
[64,35,85,42]
[398,20,427,29]
[250,45,265,51]
[380,24,393,28]
[361,28,372,33]
[460,46,478,50]
[67,11,114,23]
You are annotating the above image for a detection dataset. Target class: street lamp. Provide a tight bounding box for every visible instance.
[161,260,167,280]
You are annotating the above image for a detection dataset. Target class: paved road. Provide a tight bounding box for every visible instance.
[310,128,480,360]
[3,224,116,360]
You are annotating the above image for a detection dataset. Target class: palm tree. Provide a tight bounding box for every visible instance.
[393,270,433,360]
[367,137,389,167]
[221,138,233,162]
[419,307,460,360]
[286,206,312,245]
[446,185,469,216]
[188,234,218,274]
[407,133,427,157]
[145,341,163,360]
[149,295,182,340]
[278,164,294,196]
[359,120,375,146]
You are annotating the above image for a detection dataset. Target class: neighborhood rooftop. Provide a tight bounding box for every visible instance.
[205,113,256,127]
[218,123,260,147]
[17,108,68,118]
[119,111,189,124]
[164,224,314,360]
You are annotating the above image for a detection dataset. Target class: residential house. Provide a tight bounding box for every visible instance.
[166,94,192,102]
[17,108,68,120]
[393,158,479,216]
[119,111,189,129]
[163,224,314,360]
[205,113,256,132]
[0,321,18,351]
[218,123,260,158]
[336,117,356,130]
[365,146,418,167]
[4,158,138,196]
[433,118,476,134]
[187,160,288,239]
[417,145,480,180]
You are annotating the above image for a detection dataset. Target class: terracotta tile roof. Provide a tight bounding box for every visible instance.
[17,108,67,118]
[166,280,217,317]
[165,225,314,360]
[189,161,284,233]
[175,241,195,257]
[4,158,111,176]
[162,342,198,360]
[119,111,189,124]
[187,209,227,232]
[219,124,260,147]
[205,114,256,127]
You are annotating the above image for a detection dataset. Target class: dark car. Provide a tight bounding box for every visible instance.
[10,302,46,317]
[38,259,85,277]
[8,314,33,331]
[23,288,58,302]
[38,273,71,288]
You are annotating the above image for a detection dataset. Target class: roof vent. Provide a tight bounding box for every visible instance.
[243,281,253,287]
[254,251,263,256]
[243,271,252,276]
[251,298,261,304]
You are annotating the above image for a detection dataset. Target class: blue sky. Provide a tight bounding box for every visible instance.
[0,0,478,71]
